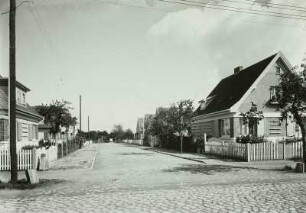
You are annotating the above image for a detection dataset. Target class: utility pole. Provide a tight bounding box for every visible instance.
[9,0,18,183]
[79,95,82,132]
[88,116,89,132]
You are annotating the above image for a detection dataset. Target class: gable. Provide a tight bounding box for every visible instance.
[194,53,277,116]
[238,56,292,113]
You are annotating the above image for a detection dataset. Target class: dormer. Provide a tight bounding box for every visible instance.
[0,77,30,106]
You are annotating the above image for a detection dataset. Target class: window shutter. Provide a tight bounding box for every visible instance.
[230,118,234,137]
[28,124,31,141]
[0,119,4,141]
[4,119,8,141]
[218,119,222,137]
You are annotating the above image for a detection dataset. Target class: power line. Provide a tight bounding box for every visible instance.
[171,0,306,19]
[221,0,306,13]
[159,0,306,21]
[89,0,172,12]
[29,0,53,44]
[244,0,306,11]
[1,0,32,15]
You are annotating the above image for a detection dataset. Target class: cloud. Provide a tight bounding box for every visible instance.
[148,7,306,77]
[148,8,232,46]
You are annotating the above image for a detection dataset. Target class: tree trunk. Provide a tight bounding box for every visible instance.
[299,122,306,164]
[180,134,183,154]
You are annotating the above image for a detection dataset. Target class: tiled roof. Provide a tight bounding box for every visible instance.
[194,53,277,116]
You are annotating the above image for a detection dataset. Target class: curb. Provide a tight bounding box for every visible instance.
[90,144,99,169]
[148,149,207,164]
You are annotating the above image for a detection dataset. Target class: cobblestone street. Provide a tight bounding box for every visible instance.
[1,143,306,213]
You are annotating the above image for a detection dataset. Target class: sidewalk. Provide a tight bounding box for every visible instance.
[142,146,298,171]
[49,143,98,170]
[0,143,98,182]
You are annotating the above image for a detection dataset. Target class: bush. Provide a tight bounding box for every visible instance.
[284,137,302,144]
[21,145,39,150]
[236,135,267,144]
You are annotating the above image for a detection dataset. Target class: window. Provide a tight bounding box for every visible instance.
[249,123,258,136]
[16,89,26,105]
[276,65,281,75]
[268,119,282,136]
[0,119,9,141]
[22,93,26,104]
[220,119,231,136]
[270,86,281,103]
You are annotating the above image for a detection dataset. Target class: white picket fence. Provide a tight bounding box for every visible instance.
[0,149,34,171]
[123,140,143,146]
[247,141,303,161]
[204,141,303,162]
[205,142,246,160]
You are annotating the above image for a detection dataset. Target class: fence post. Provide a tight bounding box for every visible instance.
[283,140,286,160]
[245,143,250,162]
[203,133,207,154]
[32,148,37,170]
[61,142,64,158]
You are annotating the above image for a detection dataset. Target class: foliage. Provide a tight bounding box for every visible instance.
[21,145,39,150]
[123,129,134,140]
[240,102,264,130]
[236,135,266,144]
[110,124,125,142]
[35,100,77,135]
[146,99,194,148]
[277,65,306,162]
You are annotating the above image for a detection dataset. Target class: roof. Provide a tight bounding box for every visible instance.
[0,88,43,121]
[194,53,277,116]
[0,78,30,92]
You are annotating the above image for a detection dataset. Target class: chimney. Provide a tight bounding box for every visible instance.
[234,66,243,74]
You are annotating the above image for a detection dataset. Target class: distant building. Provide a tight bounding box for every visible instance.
[135,114,155,141]
[0,77,43,149]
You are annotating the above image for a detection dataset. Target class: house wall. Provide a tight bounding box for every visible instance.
[0,115,39,149]
[239,59,288,113]
[191,120,215,138]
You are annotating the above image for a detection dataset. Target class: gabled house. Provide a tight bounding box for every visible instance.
[0,77,43,149]
[192,51,299,142]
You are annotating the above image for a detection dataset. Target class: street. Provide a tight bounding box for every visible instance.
[1,143,306,213]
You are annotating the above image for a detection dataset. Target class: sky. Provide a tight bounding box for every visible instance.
[0,0,306,132]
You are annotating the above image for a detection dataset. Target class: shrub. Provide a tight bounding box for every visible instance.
[21,145,39,150]
[236,135,267,144]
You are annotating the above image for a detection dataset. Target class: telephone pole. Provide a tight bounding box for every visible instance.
[79,95,82,132]
[88,116,89,132]
[9,0,18,183]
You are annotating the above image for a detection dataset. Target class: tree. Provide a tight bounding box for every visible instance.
[240,102,264,136]
[174,100,194,154]
[147,107,172,148]
[35,100,77,136]
[277,67,306,164]
[111,124,125,142]
[147,100,194,152]
[123,129,134,140]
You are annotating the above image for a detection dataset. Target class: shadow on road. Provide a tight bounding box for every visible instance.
[162,164,253,175]
[117,152,156,156]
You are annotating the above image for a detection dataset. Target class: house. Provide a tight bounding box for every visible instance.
[38,123,52,142]
[135,117,144,140]
[192,51,299,143]
[135,114,155,143]
[0,77,43,149]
